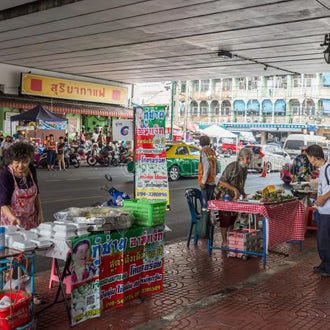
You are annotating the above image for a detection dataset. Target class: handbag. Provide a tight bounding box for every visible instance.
[196,209,210,239]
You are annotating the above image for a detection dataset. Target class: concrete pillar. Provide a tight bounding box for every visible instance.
[261,132,267,145]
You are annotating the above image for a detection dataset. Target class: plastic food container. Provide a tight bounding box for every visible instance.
[11,241,37,252]
[53,224,76,232]
[19,231,38,241]
[30,239,53,248]
[38,230,54,238]
[38,222,54,230]
[6,234,24,247]
[53,231,77,239]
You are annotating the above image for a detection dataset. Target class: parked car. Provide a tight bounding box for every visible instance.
[127,142,221,181]
[248,144,290,172]
[219,138,253,155]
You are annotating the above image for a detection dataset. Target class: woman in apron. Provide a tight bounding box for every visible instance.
[0,142,43,230]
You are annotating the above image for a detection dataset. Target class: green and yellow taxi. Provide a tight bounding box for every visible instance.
[127,142,221,181]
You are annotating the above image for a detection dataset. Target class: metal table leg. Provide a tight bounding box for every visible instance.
[37,254,72,325]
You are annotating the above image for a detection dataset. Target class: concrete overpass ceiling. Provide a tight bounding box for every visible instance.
[0,0,330,83]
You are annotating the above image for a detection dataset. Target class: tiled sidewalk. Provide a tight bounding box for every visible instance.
[34,231,328,330]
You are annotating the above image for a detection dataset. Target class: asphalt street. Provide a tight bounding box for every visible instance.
[35,156,283,272]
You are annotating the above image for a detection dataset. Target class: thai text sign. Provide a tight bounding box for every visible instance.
[21,73,127,105]
[70,226,164,325]
[112,119,133,141]
[134,106,169,203]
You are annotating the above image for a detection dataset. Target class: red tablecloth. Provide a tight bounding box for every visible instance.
[208,199,305,248]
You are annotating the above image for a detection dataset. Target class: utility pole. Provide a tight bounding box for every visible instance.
[170,81,176,141]
[183,80,189,141]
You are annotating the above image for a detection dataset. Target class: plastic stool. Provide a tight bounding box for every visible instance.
[304,206,318,231]
[48,258,72,295]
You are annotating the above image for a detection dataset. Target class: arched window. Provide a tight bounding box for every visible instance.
[275,100,286,116]
[233,100,245,114]
[262,99,273,117]
[200,101,209,116]
[190,101,198,115]
[221,100,231,116]
[210,100,220,116]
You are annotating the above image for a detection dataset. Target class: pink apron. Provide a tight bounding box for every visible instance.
[0,166,39,230]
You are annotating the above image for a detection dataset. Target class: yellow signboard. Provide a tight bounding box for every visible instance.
[21,73,127,105]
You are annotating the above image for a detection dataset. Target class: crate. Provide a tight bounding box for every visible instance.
[227,229,261,259]
[123,199,167,227]
[0,290,32,330]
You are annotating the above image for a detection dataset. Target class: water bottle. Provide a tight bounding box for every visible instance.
[0,227,5,250]
[224,193,230,202]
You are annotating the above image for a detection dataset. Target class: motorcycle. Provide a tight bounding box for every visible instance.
[109,150,119,167]
[87,147,110,167]
[39,152,70,169]
[67,150,81,168]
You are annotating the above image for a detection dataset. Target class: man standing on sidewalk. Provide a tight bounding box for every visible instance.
[305,144,330,277]
[198,135,218,203]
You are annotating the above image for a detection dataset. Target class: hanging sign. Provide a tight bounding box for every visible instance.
[21,73,127,105]
[112,119,133,141]
[134,106,169,203]
[37,119,67,130]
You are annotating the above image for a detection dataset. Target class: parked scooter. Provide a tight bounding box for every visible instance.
[87,146,110,167]
[67,150,81,168]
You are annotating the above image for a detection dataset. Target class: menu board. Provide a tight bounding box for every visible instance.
[134,105,169,204]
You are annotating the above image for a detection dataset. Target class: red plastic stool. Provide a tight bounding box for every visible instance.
[48,258,72,295]
[304,206,318,231]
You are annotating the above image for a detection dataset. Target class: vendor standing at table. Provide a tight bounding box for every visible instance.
[214,148,252,246]
[305,144,330,277]
[291,145,316,183]
[198,135,218,203]
[0,142,44,229]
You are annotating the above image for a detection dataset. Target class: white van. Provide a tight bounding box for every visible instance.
[283,134,328,157]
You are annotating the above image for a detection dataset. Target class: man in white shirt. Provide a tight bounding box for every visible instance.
[305,144,330,277]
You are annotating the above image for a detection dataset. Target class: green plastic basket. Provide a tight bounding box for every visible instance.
[123,199,167,227]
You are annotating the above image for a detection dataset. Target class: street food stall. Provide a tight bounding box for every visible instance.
[208,186,305,266]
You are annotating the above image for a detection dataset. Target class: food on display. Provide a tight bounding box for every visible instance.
[54,206,133,231]
[252,189,294,203]
[11,241,37,252]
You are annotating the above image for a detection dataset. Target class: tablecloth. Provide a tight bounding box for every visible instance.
[208,200,305,248]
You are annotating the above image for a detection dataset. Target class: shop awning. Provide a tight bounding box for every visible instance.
[0,95,133,119]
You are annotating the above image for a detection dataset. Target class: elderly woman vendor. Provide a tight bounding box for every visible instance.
[214,147,252,246]
[0,142,43,229]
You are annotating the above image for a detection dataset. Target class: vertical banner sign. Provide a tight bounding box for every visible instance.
[134,106,169,203]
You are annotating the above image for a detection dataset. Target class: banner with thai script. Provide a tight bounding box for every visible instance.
[21,73,127,105]
[134,106,169,203]
[99,226,164,310]
[112,119,133,141]
[37,119,67,130]
[70,226,164,324]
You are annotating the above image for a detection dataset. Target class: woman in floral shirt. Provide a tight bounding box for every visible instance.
[291,146,316,182]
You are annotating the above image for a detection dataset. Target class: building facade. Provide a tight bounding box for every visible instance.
[176,74,330,140]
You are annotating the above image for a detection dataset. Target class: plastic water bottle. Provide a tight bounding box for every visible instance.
[0,227,5,250]
[224,193,230,202]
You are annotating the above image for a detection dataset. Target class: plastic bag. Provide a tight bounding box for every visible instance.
[196,209,210,239]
